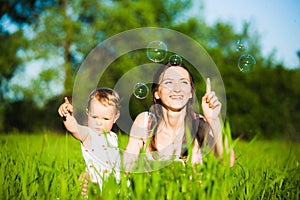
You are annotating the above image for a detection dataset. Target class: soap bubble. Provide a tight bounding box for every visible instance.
[133,82,149,99]
[169,54,182,66]
[238,54,256,72]
[234,39,247,53]
[146,40,168,62]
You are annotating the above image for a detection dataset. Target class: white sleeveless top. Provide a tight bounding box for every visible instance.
[81,128,120,190]
[141,113,205,164]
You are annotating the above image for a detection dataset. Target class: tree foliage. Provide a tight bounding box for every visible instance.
[0,0,299,140]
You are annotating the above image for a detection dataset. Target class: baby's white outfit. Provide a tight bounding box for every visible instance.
[81,128,120,191]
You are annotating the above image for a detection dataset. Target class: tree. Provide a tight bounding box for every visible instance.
[1,0,194,131]
[22,0,193,97]
[0,0,59,131]
[2,0,299,141]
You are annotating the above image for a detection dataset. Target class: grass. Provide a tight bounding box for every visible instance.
[0,131,299,199]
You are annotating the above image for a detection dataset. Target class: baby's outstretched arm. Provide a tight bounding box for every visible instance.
[58,97,88,142]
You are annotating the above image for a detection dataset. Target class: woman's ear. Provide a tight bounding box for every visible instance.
[86,108,89,115]
[154,91,160,100]
[189,91,193,99]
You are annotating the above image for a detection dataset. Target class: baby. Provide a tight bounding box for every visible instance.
[58,88,121,195]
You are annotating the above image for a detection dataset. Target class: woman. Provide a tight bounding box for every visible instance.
[124,62,230,171]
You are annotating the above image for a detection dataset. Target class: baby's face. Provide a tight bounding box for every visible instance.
[87,99,118,133]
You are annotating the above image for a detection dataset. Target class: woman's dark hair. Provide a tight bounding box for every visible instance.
[148,62,208,156]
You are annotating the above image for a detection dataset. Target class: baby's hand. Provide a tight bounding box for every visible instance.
[58,97,73,118]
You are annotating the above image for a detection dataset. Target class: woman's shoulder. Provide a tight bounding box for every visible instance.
[133,111,153,125]
[131,111,152,139]
[136,111,151,118]
[193,113,209,125]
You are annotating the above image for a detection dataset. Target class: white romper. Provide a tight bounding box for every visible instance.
[81,128,120,191]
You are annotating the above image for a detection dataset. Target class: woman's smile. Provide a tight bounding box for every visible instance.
[169,95,183,99]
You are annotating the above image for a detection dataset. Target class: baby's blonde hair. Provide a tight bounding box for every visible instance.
[87,88,120,114]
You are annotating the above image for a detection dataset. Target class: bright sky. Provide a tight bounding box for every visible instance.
[202,0,300,69]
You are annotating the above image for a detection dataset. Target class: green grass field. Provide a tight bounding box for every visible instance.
[0,131,299,199]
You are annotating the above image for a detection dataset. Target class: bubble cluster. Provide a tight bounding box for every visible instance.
[146,40,168,62]
[169,54,182,66]
[238,54,256,72]
[133,82,149,99]
[233,39,256,73]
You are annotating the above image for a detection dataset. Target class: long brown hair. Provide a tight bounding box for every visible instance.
[148,63,208,156]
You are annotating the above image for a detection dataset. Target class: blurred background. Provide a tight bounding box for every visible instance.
[1,0,299,141]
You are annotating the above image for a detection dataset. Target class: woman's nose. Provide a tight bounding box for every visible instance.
[172,83,181,92]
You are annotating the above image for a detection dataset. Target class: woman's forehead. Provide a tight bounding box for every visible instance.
[161,66,190,80]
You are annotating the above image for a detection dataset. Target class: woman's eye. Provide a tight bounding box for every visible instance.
[163,80,172,85]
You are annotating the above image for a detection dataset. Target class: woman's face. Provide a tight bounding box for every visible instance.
[155,66,192,111]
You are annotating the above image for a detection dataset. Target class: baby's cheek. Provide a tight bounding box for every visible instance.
[89,120,98,129]
[105,121,114,131]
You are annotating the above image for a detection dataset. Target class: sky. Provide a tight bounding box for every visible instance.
[200,0,300,69]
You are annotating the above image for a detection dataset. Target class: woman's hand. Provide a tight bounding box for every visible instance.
[202,78,221,122]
